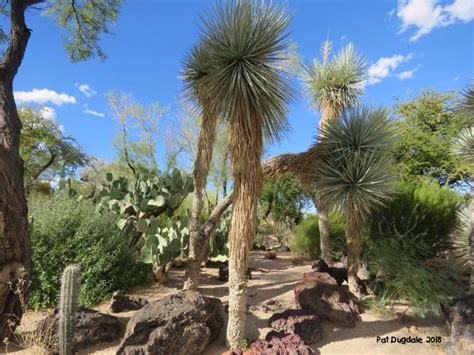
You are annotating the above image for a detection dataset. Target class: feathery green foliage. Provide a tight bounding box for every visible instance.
[291,212,346,259]
[369,182,463,258]
[303,42,366,113]
[314,107,396,218]
[392,90,471,187]
[200,0,295,142]
[46,0,123,62]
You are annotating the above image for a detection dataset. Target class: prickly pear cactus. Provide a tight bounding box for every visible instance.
[58,265,81,355]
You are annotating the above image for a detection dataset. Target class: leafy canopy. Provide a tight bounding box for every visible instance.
[20,107,89,187]
[392,90,471,187]
[0,0,122,62]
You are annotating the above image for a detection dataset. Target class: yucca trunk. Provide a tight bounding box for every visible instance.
[226,115,263,348]
[346,207,363,296]
[316,105,339,264]
[183,107,218,290]
[316,200,331,264]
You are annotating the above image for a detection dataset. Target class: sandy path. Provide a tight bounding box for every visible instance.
[3,251,448,354]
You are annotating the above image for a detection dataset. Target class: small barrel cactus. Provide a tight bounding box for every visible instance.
[58,265,81,355]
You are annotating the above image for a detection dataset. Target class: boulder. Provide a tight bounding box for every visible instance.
[269,309,322,344]
[251,332,315,354]
[36,307,123,353]
[311,259,347,286]
[109,291,149,313]
[265,251,277,260]
[294,272,363,328]
[116,291,224,355]
[442,293,474,355]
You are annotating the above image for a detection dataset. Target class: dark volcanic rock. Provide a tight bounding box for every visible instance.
[442,293,474,355]
[294,271,363,328]
[36,307,123,353]
[250,332,315,354]
[269,309,322,344]
[265,251,277,259]
[109,291,149,313]
[116,290,224,355]
[311,259,348,286]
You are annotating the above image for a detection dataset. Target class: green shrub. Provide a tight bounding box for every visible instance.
[365,230,465,317]
[291,211,346,260]
[369,182,463,257]
[29,197,152,309]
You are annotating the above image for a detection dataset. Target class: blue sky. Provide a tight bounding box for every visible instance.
[11,0,474,167]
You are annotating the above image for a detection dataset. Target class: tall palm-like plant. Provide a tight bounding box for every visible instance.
[303,42,366,264]
[181,43,220,290]
[201,0,294,347]
[314,107,395,295]
[453,86,474,289]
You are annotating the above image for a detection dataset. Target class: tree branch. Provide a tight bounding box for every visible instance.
[0,0,43,77]
[199,144,321,240]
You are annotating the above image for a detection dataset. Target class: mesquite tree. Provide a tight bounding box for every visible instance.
[0,0,121,338]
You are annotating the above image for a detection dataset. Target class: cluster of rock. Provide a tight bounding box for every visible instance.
[226,260,364,354]
[33,257,366,355]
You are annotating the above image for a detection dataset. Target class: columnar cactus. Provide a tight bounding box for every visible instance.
[58,265,81,355]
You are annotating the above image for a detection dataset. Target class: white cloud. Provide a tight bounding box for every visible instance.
[396,0,474,41]
[40,107,56,120]
[75,82,97,98]
[83,108,105,118]
[445,0,474,21]
[396,66,421,80]
[453,75,460,81]
[14,88,77,106]
[340,35,348,41]
[365,54,414,85]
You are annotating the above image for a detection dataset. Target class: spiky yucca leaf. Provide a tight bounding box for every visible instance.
[314,107,396,219]
[317,106,395,156]
[200,0,295,142]
[460,86,474,122]
[181,42,213,102]
[454,127,474,167]
[303,43,366,115]
[450,205,472,268]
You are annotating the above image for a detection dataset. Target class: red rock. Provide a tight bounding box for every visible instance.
[269,309,322,344]
[294,271,363,328]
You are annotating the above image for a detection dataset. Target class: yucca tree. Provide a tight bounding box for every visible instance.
[303,42,366,264]
[181,43,220,290]
[453,86,474,289]
[314,107,395,295]
[201,0,294,347]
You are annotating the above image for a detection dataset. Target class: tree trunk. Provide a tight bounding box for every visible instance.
[226,116,263,348]
[346,208,363,297]
[316,198,331,264]
[0,0,34,340]
[183,107,218,290]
